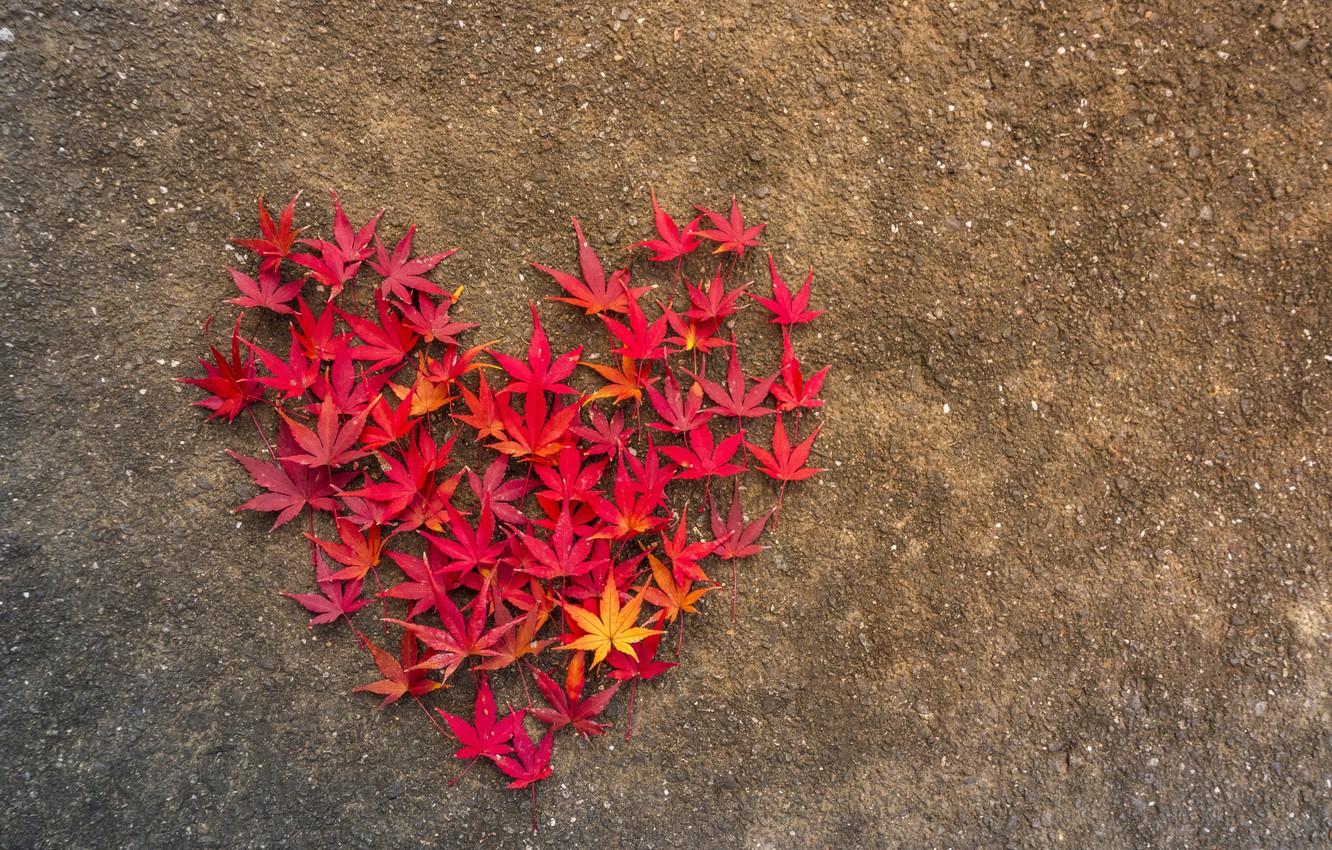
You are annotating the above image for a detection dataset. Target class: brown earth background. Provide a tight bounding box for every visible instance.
[2,1,1331,848]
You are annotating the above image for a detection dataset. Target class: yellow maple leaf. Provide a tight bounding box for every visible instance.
[556,572,663,668]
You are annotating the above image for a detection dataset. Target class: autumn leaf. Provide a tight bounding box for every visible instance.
[352,631,444,709]
[693,196,765,257]
[234,193,306,270]
[630,187,701,262]
[556,572,662,668]
[752,255,825,326]
[535,217,647,315]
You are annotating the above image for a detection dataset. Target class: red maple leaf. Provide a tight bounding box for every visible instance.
[352,631,444,709]
[694,196,765,257]
[392,585,516,681]
[684,267,747,327]
[519,505,602,581]
[435,673,524,763]
[602,292,669,361]
[492,722,555,789]
[279,395,375,468]
[226,266,304,314]
[227,423,351,530]
[466,456,532,526]
[369,225,455,302]
[246,328,319,401]
[530,652,621,739]
[490,303,582,396]
[454,370,509,443]
[234,193,306,270]
[397,292,477,345]
[660,302,732,355]
[358,389,420,450]
[570,405,635,457]
[753,255,825,326]
[292,296,347,362]
[631,187,701,262]
[489,393,580,466]
[282,550,369,626]
[535,217,648,315]
[770,332,829,412]
[338,292,421,374]
[658,426,746,482]
[745,414,825,514]
[605,610,676,739]
[687,335,776,420]
[645,369,712,434]
[657,505,721,586]
[179,315,264,422]
[710,479,774,619]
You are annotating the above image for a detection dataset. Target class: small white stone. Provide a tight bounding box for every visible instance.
[0,27,14,43]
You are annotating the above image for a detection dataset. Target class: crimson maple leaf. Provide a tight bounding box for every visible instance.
[605,610,676,739]
[279,395,375,468]
[770,332,829,412]
[290,194,382,297]
[753,255,825,326]
[423,504,507,575]
[491,303,583,396]
[530,652,621,739]
[591,460,670,541]
[631,187,702,262]
[493,722,554,789]
[227,423,352,530]
[292,296,347,362]
[746,414,825,513]
[711,479,773,561]
[646,369,712,434]
[454,370,509,443]
[519,505,602,581]
[226,266,304,314]
[435,673,524,764]
[694,196,765,257]
[466,456,532,526]
[710,479,774,619]
[247,328,319,401]
[684,267,747,327]
[397,292,477,345]
[658,426,746,482]
[282,550,369,626]
[338,292,421,374]
[358,389,419,450]
[352,631,444,709]
[391,587,514,682]
[179,315,264,422]
[489,393,580,466]
[234,193,306,270]
[656,505,721,586]
[660,302,732,356]
[570,405,635,457]
[535,217,648,315]
[369,225,455,303]
[602,291,668,361]
[687,335,776,420]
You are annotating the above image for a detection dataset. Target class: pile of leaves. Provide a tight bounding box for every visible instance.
[182,190,829,829]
